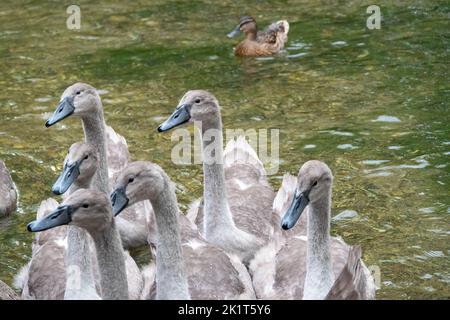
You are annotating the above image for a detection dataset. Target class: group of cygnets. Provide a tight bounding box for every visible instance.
[6,81,375,300]
[1,17,376,300]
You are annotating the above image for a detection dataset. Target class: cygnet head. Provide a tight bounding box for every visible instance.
[110,161,168,216]
[281,160,333,230]
[27,189,112,234]
[52,142,99,195]
[157,90,220,132]
[45,83,101,127]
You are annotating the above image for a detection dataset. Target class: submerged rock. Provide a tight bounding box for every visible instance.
[0,161,17,218]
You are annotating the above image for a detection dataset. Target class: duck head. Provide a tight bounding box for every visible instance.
[227,16,257,38]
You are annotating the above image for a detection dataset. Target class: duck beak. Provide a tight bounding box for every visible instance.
[45,97,75,127]
[157,104,191,132]
[227,25,241,38]
[52,162,81,195]
[281,190,310,230]
[110,187,129,216]
[27,205,73,232]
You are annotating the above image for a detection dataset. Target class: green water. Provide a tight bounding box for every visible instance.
[0,0,448,299]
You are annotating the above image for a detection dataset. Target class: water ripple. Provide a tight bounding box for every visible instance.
[364,157,430,175]
[320,130,354,137]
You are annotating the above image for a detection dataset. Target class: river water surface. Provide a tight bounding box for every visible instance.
[0,0,448,299]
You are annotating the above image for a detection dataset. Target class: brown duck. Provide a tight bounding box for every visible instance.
[227,16,289,57]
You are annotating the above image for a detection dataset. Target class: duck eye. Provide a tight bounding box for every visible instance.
[312,181,318,187]
[128,177,134,183]
[194,99,201,104]
[76,91,81,95]
[84,155,89,160]
[82,204,89,208]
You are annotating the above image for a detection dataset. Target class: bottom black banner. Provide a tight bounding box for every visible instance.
[0,300,445,318]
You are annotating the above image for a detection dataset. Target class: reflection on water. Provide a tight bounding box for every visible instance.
[337,144,358,150]
[0,0,448,299]
[373,115,402,123]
